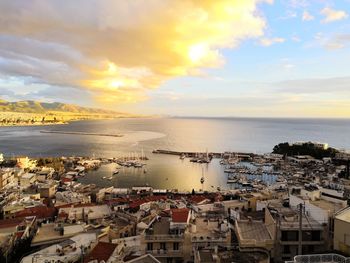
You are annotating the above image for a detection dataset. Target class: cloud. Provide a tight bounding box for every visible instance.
[302,10,314,21]
[325,34,350,50]
[259,37,285,47]
[273,76,350,94]
[320,7,348,23]
[0,0,270,106]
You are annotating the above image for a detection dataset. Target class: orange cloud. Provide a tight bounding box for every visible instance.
[0,0,270,105]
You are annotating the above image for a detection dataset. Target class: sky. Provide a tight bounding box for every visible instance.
[0,0,350,117]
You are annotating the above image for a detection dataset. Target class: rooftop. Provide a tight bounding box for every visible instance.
[335,207,350,222]
[21,233,97,263]
[171,208,189,223]
[236,220,272,241]
[83,241,117,263]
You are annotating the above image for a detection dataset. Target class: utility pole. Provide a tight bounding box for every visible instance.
[274,214,280,261]
[298,203,303,255]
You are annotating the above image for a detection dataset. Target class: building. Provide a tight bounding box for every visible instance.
[334,207,350,255]
[0,168,15,189]
[58,204,111,224]
[266,201,328,262]
[21,233,97,263]
[20,173,36,188]
[285,253,350,263]
[235,219,274,257]
[143,208,191,263]
[83,241,117,263]
[0,216,37,263]
[38,183,57,198]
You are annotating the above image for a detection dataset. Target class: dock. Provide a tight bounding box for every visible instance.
[152,149,255,159]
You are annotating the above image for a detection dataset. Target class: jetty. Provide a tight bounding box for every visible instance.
[40,130,124,137]
[152,149,255,159]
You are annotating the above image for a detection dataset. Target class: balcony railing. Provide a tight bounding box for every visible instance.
[286,254,350,263]
[144,234,184,241]
[146,249,183,257]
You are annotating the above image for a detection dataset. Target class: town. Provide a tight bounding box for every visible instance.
[0,142,350,263]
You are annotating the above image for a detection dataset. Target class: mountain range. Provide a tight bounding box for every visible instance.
[0,99,127,115]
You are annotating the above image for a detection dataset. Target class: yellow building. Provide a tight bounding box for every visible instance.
[334,207,350,255]
[0,169,15,189]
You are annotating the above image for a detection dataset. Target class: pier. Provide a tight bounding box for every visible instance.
[152,149,255,159]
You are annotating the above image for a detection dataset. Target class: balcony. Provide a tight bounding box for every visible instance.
[144,234,184,241]
[146,249,183,257]
[286,254,350,263]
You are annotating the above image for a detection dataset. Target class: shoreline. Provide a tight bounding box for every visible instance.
[0,122,68,127]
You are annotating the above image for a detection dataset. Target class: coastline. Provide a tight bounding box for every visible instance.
[0,121,68,127]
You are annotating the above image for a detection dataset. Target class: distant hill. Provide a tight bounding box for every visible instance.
[0,99,127,115]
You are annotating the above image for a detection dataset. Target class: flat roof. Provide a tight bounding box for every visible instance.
[236,221,272,241]
[335,207,350,222]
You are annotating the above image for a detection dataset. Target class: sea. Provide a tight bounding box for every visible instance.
[1,117,350,191]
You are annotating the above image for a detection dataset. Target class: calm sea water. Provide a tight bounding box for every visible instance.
[1,117,350,191]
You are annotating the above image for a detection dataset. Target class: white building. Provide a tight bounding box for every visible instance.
[21,233,97,263]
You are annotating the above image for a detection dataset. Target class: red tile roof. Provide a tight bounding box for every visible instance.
[171,208,190,223]
[0,218,25,229]
[14,206,57,219]
[56,203,96,209]
[84,242,117,263]
[128,195,167,209]
[189,195,208,204]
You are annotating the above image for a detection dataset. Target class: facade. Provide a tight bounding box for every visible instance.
[143,209,191,263]
[334,207,350,255]
[20,173,36,188]
[266,201,328,263]
[0,168,15,189]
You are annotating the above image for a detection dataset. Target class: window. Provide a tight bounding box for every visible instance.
[160,242,166,250]
[283,245,291,254]
[173,242,179,250]
[281,231,298,241]
[147,243,153,251]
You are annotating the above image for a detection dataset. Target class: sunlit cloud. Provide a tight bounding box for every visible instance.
[259,37,285,46]
[0,0,271,106]
[302,10,314,21]
[320,7,348,23]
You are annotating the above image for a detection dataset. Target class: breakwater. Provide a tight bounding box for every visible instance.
[152,149,255,159]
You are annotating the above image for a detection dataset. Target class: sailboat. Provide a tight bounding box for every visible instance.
[200,167,205,184]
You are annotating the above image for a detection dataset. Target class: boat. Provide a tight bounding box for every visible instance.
[113,169,119,175]
[227,179,238,184]
[134,162,144,168]
[200,167,205,184]
[107,176,113,180]
[180,153,186,160]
